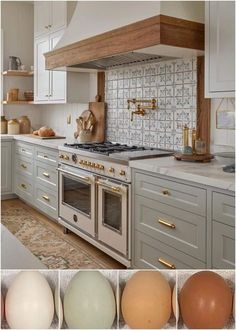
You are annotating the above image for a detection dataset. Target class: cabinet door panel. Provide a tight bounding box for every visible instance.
[51,1,67,32]
[34,1,51,37]
[1,142,12,194]
[206,1,235,96]
[49,30,66,102]
[34,37,50,102]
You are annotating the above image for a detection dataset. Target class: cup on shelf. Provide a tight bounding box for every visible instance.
[10,88,19,101]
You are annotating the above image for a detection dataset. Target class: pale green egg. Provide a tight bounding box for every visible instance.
[64,271,116,329]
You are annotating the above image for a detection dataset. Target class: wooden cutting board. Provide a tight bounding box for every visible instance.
[26,134,66,140]
[88,101,106,142]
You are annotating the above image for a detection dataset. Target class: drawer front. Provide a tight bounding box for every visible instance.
[15,174,33,202]
[212,192,235,226]
[15,141,34,159]
[35,161,58,190]
[212,221,235,269]
[134,195,206,261]
[133,231,206,270]
[135,172,206,216]
[15,155,33,177]
[35,184,58,219]
[35,146,58,166]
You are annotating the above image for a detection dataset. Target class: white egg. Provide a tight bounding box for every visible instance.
[6,271,54,329]
[54,286,63,329]
[172,285,179,322]
[64,271,116,329]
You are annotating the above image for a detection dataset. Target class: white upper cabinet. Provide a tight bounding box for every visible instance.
[34,1,67,38]
[34,36,50,102]
[205,1,235,98]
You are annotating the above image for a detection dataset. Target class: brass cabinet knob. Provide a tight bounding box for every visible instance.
[21,164,27,169]
[59,154,64,159]
[64,155,70,160]
[21,183,27,189]
[162,190,170,196]
[119,170,126,176]
[109,167,115,173]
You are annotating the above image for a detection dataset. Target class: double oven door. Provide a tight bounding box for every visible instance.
[58,164,129,257]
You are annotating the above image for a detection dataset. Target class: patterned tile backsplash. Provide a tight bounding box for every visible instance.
[105,57,197,150]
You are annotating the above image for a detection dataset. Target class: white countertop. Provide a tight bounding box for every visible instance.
[1,134,75,150]
[130,156,235,192]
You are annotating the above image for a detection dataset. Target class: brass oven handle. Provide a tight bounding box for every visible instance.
[21,164,27,169]
[42,195,50,201]
[21,183,27,189]
[158,257,176,269]
[162,190,170,196]
[158,218,176,229]
[43,172,50,178]
[97,181,121,193]
[58,168,90,182]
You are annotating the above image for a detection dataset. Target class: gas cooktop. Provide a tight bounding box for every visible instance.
[63,141,173,161]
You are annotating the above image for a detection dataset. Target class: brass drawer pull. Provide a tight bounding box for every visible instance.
[162,190,170,196]
[21,183,27,189]
[43,172,50,178]
[42,195,50,201]
[43,155,48,158]
[21,164,27,169]
[158,257,176,269]
[158,219,176,229]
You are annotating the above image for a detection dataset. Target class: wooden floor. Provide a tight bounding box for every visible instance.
[2,198,125,269]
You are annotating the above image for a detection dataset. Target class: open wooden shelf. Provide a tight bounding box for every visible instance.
[3,100,34,105]
[3,70,33,77]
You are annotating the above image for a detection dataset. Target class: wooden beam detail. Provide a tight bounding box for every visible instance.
[197,56,211,153]
[45,15,204,70]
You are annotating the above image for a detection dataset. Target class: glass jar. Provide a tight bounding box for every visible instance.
[195,139,207,155]
[8,119,20,135]
[18,116,31,134]
[1,116,8,134]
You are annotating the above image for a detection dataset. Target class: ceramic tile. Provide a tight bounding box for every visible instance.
[105,57,197,150]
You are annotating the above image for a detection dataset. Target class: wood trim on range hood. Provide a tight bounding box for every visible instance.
[45,14,204,70]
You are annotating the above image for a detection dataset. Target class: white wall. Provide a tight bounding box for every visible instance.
[210,98,235,153]
[1,1,41,128]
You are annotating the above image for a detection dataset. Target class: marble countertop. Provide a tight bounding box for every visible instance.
[130,156,235,192]
[1,134,75,150]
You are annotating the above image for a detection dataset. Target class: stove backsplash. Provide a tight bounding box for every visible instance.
[105,57,197,150]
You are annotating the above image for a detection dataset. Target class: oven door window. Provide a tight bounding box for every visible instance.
[102,190,122,234]
[63,175,91,216]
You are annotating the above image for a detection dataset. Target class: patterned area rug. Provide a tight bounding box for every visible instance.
[1,201,109,269]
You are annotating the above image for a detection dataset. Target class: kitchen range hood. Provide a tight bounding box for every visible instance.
[45,1,205,71]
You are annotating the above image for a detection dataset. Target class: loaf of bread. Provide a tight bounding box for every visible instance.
[38,126,55,137]
[33,130,39,135]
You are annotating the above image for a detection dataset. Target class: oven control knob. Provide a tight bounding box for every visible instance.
[59,154,64,159]
[109,167,115,173]
[79,160,83,165]
[73,214,78,222]
[72,154,77,163]
[88,162,92,167]
[64,155,70,160]
[95,164,100,169]
[99,164,104,170]
[91,163,96,168]
[119,170,126,176]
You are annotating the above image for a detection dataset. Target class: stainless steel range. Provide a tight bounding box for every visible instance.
[58,141,173,267]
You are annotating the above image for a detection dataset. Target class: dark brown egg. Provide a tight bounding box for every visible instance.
[179,271,233,329]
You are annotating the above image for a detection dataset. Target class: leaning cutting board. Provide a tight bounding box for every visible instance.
[88,101,106,142]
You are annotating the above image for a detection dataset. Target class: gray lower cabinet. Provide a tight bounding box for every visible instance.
[132,169,235,269]
[212,192,235,268]
[14,141,58,221]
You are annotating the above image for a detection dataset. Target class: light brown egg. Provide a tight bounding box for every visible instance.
[179,271,232,329]
[121,271,171,329]
[172,285,179,322]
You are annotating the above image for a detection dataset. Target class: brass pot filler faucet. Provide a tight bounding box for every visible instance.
[127,98,157,121]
